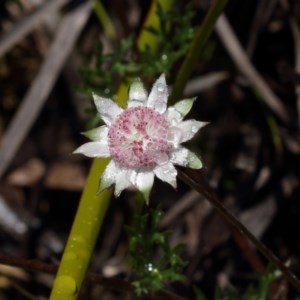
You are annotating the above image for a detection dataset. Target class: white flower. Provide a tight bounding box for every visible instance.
[74,74,206,202]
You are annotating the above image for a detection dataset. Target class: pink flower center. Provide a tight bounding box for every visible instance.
[108,106,172,169]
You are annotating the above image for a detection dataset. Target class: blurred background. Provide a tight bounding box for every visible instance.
[0,0,300,299]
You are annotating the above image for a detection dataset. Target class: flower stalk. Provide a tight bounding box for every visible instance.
[49,0,175,299]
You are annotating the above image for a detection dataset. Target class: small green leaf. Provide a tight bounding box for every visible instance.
[174,97,196,117]
[127,207,187,295]
[186,151,203,169]
[82,125,107,141]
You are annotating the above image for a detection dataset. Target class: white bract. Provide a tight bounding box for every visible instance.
[74,74,206,202]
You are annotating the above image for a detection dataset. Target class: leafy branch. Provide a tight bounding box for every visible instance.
[127,207,187,295]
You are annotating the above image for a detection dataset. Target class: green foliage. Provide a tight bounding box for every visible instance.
[126,207,187,296]
[194,265,283,300]
[193,286,207,300]
[80,37,136,97]
[242,265,282,300]
[141,2,195,75]
[80,3,195,98]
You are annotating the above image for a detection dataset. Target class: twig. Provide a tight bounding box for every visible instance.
[177,168,300,293]
[0,254,187,300]
[0,1,92,179]
[169,0,228,105]
[182,71,229,96]
[0,0,69,57]
[215,14,289,122]
[246,0,278,58]
[160,190,205,228]
[281,0,300,131]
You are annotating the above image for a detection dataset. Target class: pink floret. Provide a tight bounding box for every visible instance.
[108,106,172,169]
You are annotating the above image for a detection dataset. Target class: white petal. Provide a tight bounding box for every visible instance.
[82,125,108,142]
[166,107,182,125]
[73,141,110,157]
[99,160,118,192]
[154,162,177,189]
[168,126,183,147]
[147,74,168,113]
[128,79,148,107]
[131,171,154,204]
[170,147,189,166]
[93,93,123,126]
[176,120,205,142]
[166,97,196,124]
[100,161,133,196]
[114,169,132,196]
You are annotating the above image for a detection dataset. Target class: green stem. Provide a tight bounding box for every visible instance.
[49,159,111,300]
[93,0,117,41]
[50,1,174,299]
[169,0,228,105]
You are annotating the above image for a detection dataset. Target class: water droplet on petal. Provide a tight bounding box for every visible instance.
[163,169,169,174]
[157,83,165,92]
[191,126,198,133]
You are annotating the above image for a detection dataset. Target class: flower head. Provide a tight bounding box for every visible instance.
[74,74,206,202]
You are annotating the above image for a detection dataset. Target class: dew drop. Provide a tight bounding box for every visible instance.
[157,83,165,92]
[131,87,142,101]
[147,263,153,272]
[163,169,169,174]
[53,275,77,296]
[191,126,198,133]
[72,235,86,244]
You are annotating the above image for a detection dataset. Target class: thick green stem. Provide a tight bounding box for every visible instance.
[49,1,174,299]
[50,159,111,300]
[169,0,228,105]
